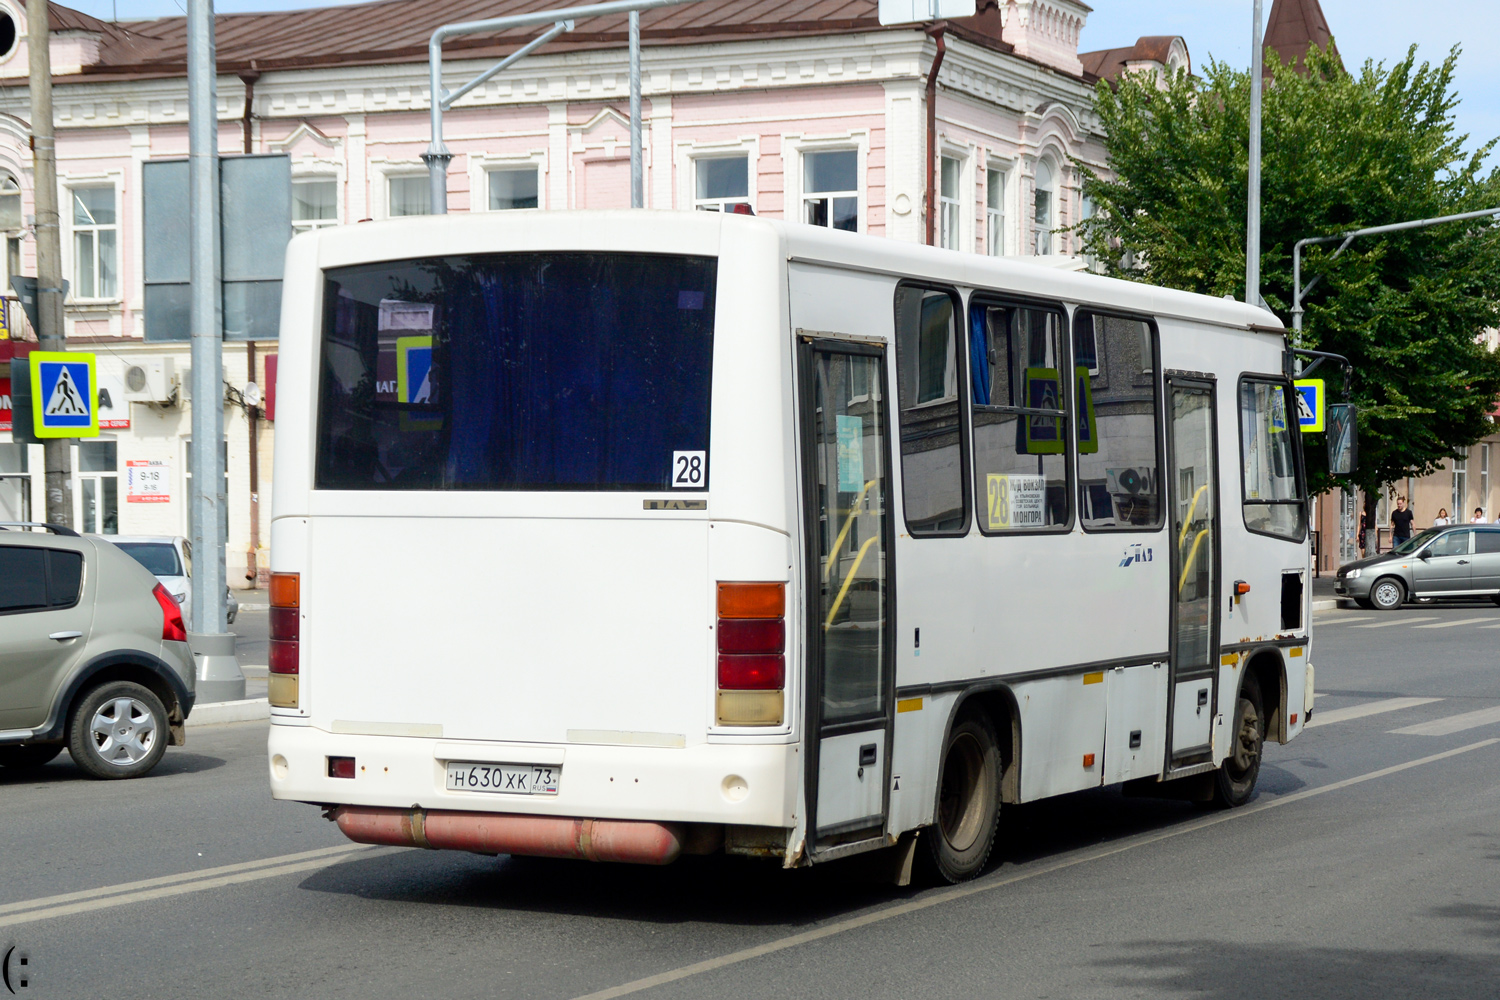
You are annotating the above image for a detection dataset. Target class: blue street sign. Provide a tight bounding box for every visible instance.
[30,351,98,438]
[1294,378,1325,433]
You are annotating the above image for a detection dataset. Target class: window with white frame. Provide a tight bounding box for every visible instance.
[71,186,118,299]
[939,155,962,250]
[986,166,1005,256]
[0,172,20,231]
[1032,159,1054,255]
[1453,456,1468,519]
[693,156,750,213]
[292,179,338,233]
[388,175,430,217]
[488,167,539,210]
[1482,444,1491,518]
[802,149,858,232]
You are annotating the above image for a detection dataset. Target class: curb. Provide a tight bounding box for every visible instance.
[187,698,270,727]
[1311,598,1345,611]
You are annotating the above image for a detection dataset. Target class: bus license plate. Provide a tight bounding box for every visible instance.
[445,762,560,795]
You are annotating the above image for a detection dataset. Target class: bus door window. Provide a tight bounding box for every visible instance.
[893,286,968,535]
[1073,313,1162,531]
[968,300,1071,532]
[1168,380,1219,758]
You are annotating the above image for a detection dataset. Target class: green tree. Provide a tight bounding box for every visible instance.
[1078,44,1500,504]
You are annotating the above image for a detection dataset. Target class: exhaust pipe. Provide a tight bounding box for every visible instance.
[333,806,684,865]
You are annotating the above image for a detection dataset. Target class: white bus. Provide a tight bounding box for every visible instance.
[267,211,1314,882]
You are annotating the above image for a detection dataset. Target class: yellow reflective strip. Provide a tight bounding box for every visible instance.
[897,697,924,713]
[1289,646,1304,657]
[1083,672,1104,685]
[1221,653,1240,666]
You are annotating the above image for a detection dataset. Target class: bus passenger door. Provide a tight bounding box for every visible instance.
[799,338,895,853]
[1166,378,1219,764]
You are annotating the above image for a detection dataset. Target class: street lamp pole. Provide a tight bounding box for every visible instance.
[1245,0,1263,307]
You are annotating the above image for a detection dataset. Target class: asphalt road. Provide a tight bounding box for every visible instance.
[4,601,1499,998]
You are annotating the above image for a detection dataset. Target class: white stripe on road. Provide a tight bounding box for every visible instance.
[1390,705,1500,737]
[1311,616,1374,625]
[568,739,1500,1000]
[0,844,371,925]
[1305,697,1443,729]
[1411,618,1498,629]
[1351,617,1439,628]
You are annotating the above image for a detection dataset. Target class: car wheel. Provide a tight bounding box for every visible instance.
[68,681,170,780]
[0,744,64,769]
[1370,577,1406,611]
[1213,674,1265,808]
[921,712,1001,884]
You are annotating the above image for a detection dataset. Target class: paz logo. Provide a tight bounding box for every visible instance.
[1119,544,1154,568]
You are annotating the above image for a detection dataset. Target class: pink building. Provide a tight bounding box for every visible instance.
[0,0,1187,584]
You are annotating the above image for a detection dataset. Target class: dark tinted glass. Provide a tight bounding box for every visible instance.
[1473,530,1500,554]
[47,550,83,606]
[114,542,182,576]
[0,546,48,612]
[894,287,966,534]
[316,253,716,492]
[1075,313,1161,530]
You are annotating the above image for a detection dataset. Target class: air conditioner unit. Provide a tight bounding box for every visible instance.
[123,357,179,403]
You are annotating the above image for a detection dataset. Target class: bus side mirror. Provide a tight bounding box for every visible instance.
[1327,403,1357,476]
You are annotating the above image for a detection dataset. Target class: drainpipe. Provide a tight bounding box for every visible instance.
[240,70,261,588]
[924,24,946,247]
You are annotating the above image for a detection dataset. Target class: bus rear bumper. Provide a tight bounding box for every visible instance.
[333,806,687,864]
[267,724,799,829]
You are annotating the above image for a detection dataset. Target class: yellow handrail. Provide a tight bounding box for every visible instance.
[1177,484,1209,547]
[1178,528,1210,594]
[825,536,879,628]
[824,479,877,582]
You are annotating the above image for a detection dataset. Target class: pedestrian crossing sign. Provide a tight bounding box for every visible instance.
[30,351,99,438]
[1294,378,1325,433]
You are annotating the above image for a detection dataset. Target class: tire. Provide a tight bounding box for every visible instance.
[67,681,170,780]
[0,744,64,769]
[1354,598,1375,610]
[1213,675,1265,808]
[1370,577,1406,611]
[921,712,1001,883]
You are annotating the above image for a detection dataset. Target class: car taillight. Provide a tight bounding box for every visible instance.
[268,572,300,709]
[153,583,187,642]
[716,582,785,726]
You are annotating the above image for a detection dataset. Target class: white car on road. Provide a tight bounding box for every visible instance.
[109,535,239,626]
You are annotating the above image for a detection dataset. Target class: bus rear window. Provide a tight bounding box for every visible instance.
[315,252,716,492]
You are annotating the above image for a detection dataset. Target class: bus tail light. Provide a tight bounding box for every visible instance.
[269,572,300,709]
[716,582,785,726]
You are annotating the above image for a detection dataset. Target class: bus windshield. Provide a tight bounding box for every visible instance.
[315,252,717,492]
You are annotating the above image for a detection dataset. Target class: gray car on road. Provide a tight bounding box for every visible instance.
[1334,524,1500,610]
[0,522,196,778]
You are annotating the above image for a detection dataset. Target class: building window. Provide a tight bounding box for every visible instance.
[488,167,539,210]
[72,187,118,299]
[939,156,961,250]
[0,443,29,523]
[0,172,20,231]
[1074,312,1161,530]
[803,150,857,232]
[970,299,1071,531]
[291,179,338,233]
[693,156,750,213]
[894,285,967,535]
[1453,456,1468,520]
[388,176,430,217]
[1481,444,1491,519]
[986,167,1005,256]
[1033,159,1054,255]
[75,440,118,535]
[1239,379,1307,540]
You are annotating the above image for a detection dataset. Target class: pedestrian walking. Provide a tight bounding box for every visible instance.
[1434,508,1452,526]
[1471,507,1486,523]
[1359,509,1372,556]
[1391,496,1414,546]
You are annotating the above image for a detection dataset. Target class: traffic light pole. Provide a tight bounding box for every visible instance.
[26,0,72,527]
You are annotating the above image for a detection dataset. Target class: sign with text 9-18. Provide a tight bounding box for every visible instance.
[30,351,98,437]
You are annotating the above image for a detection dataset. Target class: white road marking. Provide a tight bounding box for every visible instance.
[1305,696,1443,729]
[1390,705,1500,737]
[1351,617,1439,628]
[0,844,372,926]
[1411,618,1498,629]
[567,739,1500,1000]
[1312,616,1374,625]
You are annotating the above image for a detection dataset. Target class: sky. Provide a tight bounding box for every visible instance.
[56,0,1500,172]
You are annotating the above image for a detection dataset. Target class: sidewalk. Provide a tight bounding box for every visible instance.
[1311,574,1342,611]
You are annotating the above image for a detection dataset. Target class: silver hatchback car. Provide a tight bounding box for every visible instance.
[0,522,196,778]
[1334,525,1500,610]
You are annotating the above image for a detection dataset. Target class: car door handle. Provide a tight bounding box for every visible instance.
[1458,559,1469,565]
[49,631,83,641]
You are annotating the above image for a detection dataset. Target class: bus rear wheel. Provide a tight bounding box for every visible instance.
[1213,675,1265,808]
[922,712,1001,883]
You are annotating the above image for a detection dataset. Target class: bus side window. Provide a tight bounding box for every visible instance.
[969,299,1071,532]
[893,285,969,535]
[1239,377,1308,540]
[1074,312,1163,530]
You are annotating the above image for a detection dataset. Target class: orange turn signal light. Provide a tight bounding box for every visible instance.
[1234,581,1251,596]
[270,572,300,608]
[1083,753,1096,768]
[717,582,784,620]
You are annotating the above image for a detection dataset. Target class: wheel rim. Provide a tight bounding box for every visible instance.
[1374,581,1401,607]
[936,732,987,852]
[89,697,157,766]
[1226,696,1261,780]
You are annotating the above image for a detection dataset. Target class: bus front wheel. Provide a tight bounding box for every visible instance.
[1213,675,1265,808]
[923,712,1001,883]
